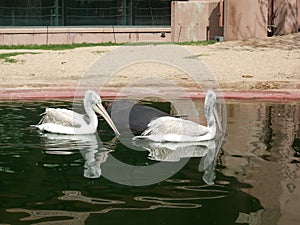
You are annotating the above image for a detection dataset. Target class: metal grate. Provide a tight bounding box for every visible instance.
[0,0,174,26]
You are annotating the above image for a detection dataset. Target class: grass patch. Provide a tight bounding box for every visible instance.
[0,52,39,63]
[0,42,124,51]
[176,40,216,46]
[92,50,108,54]
[185,53,210,59]
[126,40,216,46]
[0,40,216,50]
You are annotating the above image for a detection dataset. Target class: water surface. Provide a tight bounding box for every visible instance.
[0,99,299,225]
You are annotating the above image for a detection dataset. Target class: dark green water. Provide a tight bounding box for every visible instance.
[0,100,299,225]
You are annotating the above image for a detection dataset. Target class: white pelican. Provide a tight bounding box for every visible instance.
[32,90,120,135]
[132,90,221,142]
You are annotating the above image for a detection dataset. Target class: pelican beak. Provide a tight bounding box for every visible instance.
[213,107,223,133]
[93,103,120,136]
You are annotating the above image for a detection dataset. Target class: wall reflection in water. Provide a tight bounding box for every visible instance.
[223,101,300,225]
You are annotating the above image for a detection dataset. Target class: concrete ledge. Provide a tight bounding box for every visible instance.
[0,27,171,34]
[1,88,299,101]
[0,27,171,45]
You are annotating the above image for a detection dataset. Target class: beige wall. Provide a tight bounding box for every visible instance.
[273,0,298,35]
[224,0,268,40]
[171,0,223,42]
[298,0,300,29]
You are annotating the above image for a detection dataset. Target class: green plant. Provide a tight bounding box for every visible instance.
[0,42,124,51]
[0,40,216,51]
[0,52,39,63]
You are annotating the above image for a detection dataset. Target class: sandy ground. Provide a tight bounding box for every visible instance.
[0,33,299,96]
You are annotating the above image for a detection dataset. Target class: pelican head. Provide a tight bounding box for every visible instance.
[85,90,120,136]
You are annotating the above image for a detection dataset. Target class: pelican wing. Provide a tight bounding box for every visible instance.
[38,108,85,128]
[141,116,209,137]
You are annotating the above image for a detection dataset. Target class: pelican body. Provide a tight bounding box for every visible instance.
[133,90,221,142]
[33,90,120,135]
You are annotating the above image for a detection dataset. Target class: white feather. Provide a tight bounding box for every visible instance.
[32,90,120,135]
[133,90,218,142]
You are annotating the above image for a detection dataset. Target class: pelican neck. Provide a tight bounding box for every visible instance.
[83,97,98,128]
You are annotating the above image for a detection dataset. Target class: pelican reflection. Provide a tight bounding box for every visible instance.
[41,133,112,179]
[134,139,220,185]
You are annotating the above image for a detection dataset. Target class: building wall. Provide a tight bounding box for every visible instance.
[273,0,298,35]
[0,0,299,45]
[298,0,300,30]
[171,0,223,42]
[223,0,268,40]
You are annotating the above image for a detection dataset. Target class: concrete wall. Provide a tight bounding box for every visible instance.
[273,0,298,35]
[171,0,223,42]
[0,27,171,45]
[298,0,300,30]
[0,0,299,45]
[223,0,268,40]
